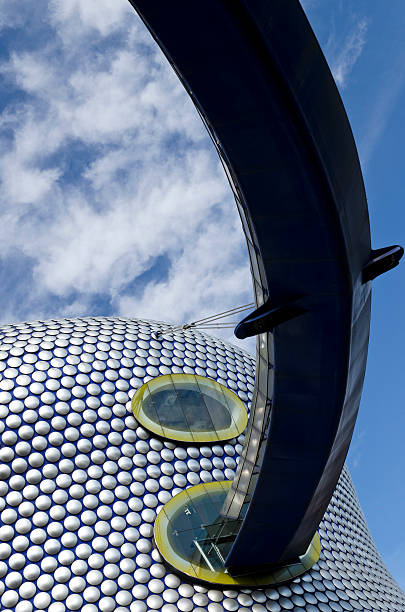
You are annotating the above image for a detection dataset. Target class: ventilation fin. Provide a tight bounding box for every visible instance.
[362,245,404,283]
[234,297,307,339]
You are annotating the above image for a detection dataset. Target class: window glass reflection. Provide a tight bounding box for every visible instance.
[155,481,321,586]
[132,373,247,443]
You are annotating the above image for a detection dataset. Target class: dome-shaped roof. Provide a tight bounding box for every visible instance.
[0,316,403,611]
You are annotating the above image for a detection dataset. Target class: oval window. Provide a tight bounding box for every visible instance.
[131,373,247,443]
[154,480,321,586]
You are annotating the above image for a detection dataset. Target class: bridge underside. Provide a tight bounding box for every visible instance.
[129,0,373,574]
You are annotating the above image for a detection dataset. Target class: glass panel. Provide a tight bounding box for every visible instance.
[144,378,184,431]
[174,376,218,434]
[196,377,232,432]
[155,481,320,586]
[215,383,243,436]
[132,373,247,443]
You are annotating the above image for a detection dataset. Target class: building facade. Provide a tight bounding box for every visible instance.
[0,316,403,612]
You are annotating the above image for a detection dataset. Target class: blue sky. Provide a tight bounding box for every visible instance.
[0,0,404,590]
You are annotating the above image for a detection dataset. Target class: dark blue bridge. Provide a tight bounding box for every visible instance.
[128,0,403,576]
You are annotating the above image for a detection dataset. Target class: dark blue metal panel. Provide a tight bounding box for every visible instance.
[127,0,401,575]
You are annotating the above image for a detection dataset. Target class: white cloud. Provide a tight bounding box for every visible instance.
[0,0,253,350]
[348,428,366,470]
[24,144,231,293]
[0,155,60,205]
[118,207,251,323]
[359,52,405,168]
[6,51,56,96]
[0,0,33,31]
[299,0,318,12]
[49,0,131,38]
[327,18,368,89]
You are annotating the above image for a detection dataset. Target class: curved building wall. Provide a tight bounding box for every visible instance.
[0,316,403,612]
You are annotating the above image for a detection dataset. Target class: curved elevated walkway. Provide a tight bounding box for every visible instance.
[128,0,401,575]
